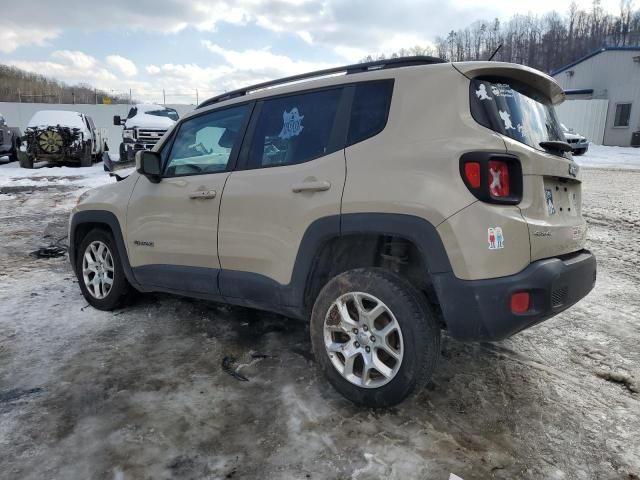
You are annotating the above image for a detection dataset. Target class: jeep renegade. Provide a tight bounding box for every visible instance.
[69,57,596,407]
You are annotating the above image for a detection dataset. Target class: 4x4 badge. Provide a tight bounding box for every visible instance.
[568,163,579,177]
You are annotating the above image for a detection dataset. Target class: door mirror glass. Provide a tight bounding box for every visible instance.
[136,150,162,183]
[113,115,123,126]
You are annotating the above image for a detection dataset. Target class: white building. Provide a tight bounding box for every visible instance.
[552,47,640,147]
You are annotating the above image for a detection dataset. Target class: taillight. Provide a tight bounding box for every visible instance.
[459,152,522,205]
[488,160,510,198]
[463,162,481,188]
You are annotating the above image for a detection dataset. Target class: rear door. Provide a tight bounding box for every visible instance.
[126,103,252,294]
[217,87,349,305]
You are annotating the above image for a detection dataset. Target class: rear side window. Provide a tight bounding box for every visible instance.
[348,80,393,146]
[247,88,342,168]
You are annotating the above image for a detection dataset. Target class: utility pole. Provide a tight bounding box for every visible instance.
[196,89,199,105]
[95,88,97,105]
[129,88,132,106]
[163,89,166,105]
[72,89,76,104]
[18,89,21,103]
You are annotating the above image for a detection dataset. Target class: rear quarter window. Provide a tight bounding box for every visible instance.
[347,80,393,146]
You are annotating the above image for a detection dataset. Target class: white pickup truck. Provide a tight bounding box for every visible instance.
[20,110,108,168]
[113,104,179,163]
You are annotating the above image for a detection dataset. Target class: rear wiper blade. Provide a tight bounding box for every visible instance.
[539,141,573,153]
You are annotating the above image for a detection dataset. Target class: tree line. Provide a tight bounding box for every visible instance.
[0,64,132,104]
[362,0,640,73]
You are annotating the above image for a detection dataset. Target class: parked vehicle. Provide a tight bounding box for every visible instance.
[561,123,589,155]
[113,104,179,163]
[69,57,596,407]
[21,110,107,168]
[0,113,22,162]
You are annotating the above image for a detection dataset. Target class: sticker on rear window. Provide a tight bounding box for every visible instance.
[475,84,492,101]
[488,227,504,250]
[279,107,304,140]
[490,84,514,98]
[499,110,515,130]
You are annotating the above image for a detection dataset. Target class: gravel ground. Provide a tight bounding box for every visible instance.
[0,162,638,480]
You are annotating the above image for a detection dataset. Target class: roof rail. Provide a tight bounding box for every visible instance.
[197,55,445,109]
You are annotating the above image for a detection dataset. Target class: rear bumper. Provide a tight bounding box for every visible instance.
[432,250,596,341]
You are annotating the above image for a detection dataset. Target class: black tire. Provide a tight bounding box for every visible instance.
[80,142,93,167]
[8,138,19,162]
[76,229,131,310]
[18,151,34,169]
[119,142,126,162]
[310,268,440,408]
[573,149,586,156]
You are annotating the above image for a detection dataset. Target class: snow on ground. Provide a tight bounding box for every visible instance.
[0,149,639,479]
[575,144,640,169]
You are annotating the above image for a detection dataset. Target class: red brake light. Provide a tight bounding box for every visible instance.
[488,160,510,198]
[463,162,481,188]
[511,292,530,313]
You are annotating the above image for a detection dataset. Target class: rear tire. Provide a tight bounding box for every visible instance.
[310,268,440,408]
[18,151,34,169]
[8,138,19,162]
[80,142,93,167]
[76,229,131,310]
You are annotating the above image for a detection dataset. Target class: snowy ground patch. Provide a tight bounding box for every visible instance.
[0,161,114,190]
[576,144,640,169]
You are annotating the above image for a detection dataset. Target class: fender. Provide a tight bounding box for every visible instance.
[69,210,141,289]
[221,213,453,311]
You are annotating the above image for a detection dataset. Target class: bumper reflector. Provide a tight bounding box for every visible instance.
[511,292,530,313]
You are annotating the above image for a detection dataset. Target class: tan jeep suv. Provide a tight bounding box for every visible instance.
[69,57,596,407]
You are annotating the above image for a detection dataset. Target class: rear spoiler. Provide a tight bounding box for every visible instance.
[452,61,565,105]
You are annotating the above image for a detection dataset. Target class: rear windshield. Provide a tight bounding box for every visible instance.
[470,77,564,152]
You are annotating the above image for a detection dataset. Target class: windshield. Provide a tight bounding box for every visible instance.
[147,109,179,121]
[470,77,565,152]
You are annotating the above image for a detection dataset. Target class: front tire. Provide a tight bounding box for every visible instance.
[80,142,93,167]
[310,268,440,408]
[76,229,131,310]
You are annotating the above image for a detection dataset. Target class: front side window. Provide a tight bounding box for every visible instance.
[164,104,249,177]
[614,103,631,127]
[470,77,564,152]
[247,88,342,168]
[127,107,137,119]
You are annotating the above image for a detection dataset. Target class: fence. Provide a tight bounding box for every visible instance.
[555,99,609,145]
[0,102,195,153]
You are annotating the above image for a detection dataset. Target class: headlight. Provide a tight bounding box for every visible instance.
[123,128,135,140]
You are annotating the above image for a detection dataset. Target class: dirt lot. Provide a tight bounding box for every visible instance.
[0,164,638,480]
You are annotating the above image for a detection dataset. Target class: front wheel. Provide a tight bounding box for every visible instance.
[76,229,131,310]
[310,268,440,408]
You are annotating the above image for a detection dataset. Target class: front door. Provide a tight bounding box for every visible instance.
[218,87,347,305]
[126,103,251,295]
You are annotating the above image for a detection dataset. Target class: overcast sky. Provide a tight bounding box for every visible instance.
[0,0,624,104]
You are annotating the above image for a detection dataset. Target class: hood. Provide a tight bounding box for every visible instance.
[124,113,175,130]
[27,110,89,132]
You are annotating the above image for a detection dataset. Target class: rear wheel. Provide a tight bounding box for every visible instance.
[80,142,93,167]
[310,268,440,408]
[76,229,131,310]
[8,137,19,162]
[18,151,34,169]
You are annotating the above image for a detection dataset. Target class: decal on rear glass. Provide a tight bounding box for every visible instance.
[498,110,515,130]
[545,188,556,215]
[279,107,304,140]
[488,227,504,250]
[475,84,492,101]
[491,84,514,98]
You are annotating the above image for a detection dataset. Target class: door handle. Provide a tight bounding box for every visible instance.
[291,181,331,193]
[189,190,217,199]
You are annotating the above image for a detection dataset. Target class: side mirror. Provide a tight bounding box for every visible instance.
[113,115,123,126]
[136,150,162,183]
